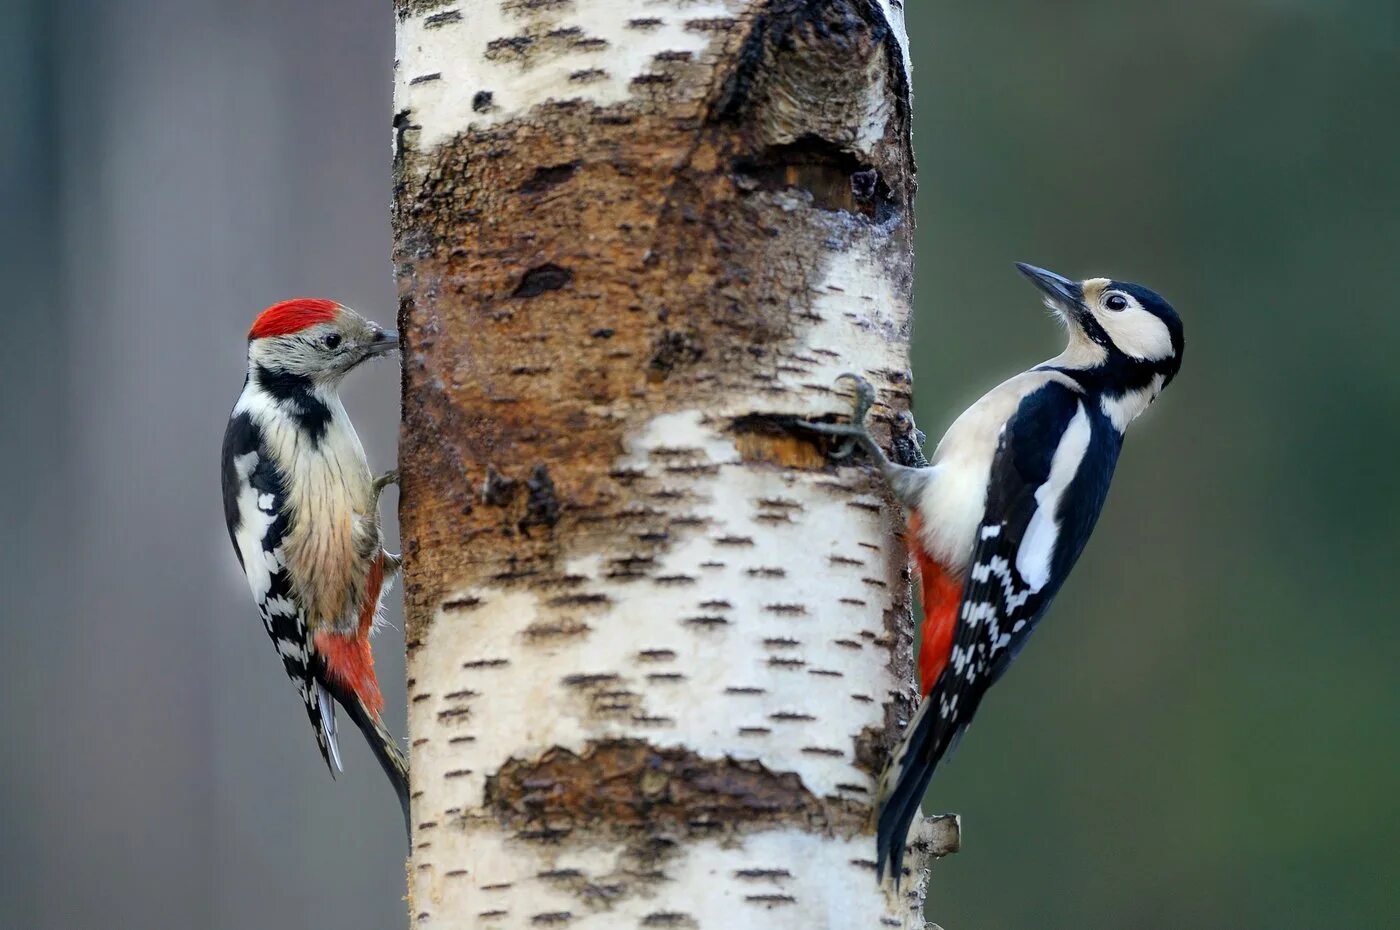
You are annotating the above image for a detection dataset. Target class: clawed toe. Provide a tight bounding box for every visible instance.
[795,420,860,457]
[835,372,877,425]
[797,375,883,463]
[796,420,860,438]
[373,469,401,494]
[798,373,878,458]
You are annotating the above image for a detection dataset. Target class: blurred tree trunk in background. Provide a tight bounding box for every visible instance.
[392,1,949,926]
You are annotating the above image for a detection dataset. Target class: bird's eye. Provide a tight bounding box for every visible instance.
[1105,294,1129,312]
[323,333,343,350]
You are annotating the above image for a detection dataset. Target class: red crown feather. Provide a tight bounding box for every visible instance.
[249,298,340,340]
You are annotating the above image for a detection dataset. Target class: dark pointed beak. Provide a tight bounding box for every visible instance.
[366,328,400,357]
[1016,262,1083,309]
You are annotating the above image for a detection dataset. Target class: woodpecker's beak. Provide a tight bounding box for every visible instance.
[366,328,400,357]
[1016,263,1084,316]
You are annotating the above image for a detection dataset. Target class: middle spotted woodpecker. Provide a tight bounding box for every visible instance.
[803,263,1183,883]
[221,298,409,832]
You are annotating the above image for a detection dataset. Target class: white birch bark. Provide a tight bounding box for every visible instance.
[392,2,955,927]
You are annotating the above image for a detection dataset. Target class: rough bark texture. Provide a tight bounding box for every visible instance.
[393,1,951,926]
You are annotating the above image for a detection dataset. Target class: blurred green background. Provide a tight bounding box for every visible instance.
[1,1,1395,928]
[905,3,1399,928]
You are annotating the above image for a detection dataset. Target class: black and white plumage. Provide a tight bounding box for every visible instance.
[222,406,339,770]
[221,298,410,833]
[804,264,1183,883]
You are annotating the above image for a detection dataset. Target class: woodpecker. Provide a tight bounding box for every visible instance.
[221,297,409,832]
[803,264,1183,883]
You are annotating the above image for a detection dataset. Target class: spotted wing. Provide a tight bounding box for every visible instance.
[878,380,1120,880]
[222,409,342,773]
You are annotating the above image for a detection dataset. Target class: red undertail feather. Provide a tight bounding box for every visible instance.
[249,298,339,340]
[313,553,386,716]
[908,513,963,698]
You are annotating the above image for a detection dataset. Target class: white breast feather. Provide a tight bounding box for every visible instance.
[256,392,374,630]
[915,370,1081,570]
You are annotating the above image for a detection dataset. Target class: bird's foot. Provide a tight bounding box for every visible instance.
[797,373,883,462]
[373,468,400,495]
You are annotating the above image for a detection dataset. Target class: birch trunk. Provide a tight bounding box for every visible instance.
[392,2,953,926]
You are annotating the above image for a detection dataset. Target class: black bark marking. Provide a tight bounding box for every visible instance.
[486,35,534,59]
[392,108,420,164]
[734,869,792,880]
[463,658,509,669]
[521,463,561,531]
[648,329,704,381]
[519,162,579,193]
[512,264,574,298]
[481,465,520,506]
[424,9,463,27]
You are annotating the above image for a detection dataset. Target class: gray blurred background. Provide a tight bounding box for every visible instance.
[1,1,1395,928]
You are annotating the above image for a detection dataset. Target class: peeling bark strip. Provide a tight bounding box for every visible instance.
[393,1,944,926]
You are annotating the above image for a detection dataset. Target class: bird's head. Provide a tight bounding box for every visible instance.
[246,298,399,386]
[1016,263,1184,391]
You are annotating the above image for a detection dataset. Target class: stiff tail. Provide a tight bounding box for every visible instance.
[316,684,344,773]
[334,683,412,838]
[302,657,405,827]
[304,555,410,836]
[883,522,967,883]
[875,692,965,886]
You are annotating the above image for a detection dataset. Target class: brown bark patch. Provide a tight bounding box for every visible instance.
[395,0,915,633]
[484,740,869,839]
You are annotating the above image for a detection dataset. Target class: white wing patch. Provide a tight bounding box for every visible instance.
[231,450,278,605]
[1016,401,1092,592]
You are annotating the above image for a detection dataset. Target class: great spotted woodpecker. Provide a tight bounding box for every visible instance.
[804,264,1183,882]
[221,298,409,831]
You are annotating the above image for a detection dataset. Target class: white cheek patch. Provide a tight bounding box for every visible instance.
[1105,307,1174,361]
[1015,401,1091,592]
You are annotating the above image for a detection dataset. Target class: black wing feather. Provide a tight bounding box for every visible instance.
[221,409,339,774]
[879,381,1120,882]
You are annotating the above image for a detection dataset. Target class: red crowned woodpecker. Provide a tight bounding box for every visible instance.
[221,298,409,832]
[803,264,1183,883]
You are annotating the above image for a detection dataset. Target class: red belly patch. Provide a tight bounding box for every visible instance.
[908,514,963,698]
[313,552,385,716]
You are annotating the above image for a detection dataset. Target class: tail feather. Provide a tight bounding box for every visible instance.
[877,756,934,883]
[316,684,344,773]
[296,674,341,777]
[324,676,412,838]
[876,697,934,884]
[875,692,968,887]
